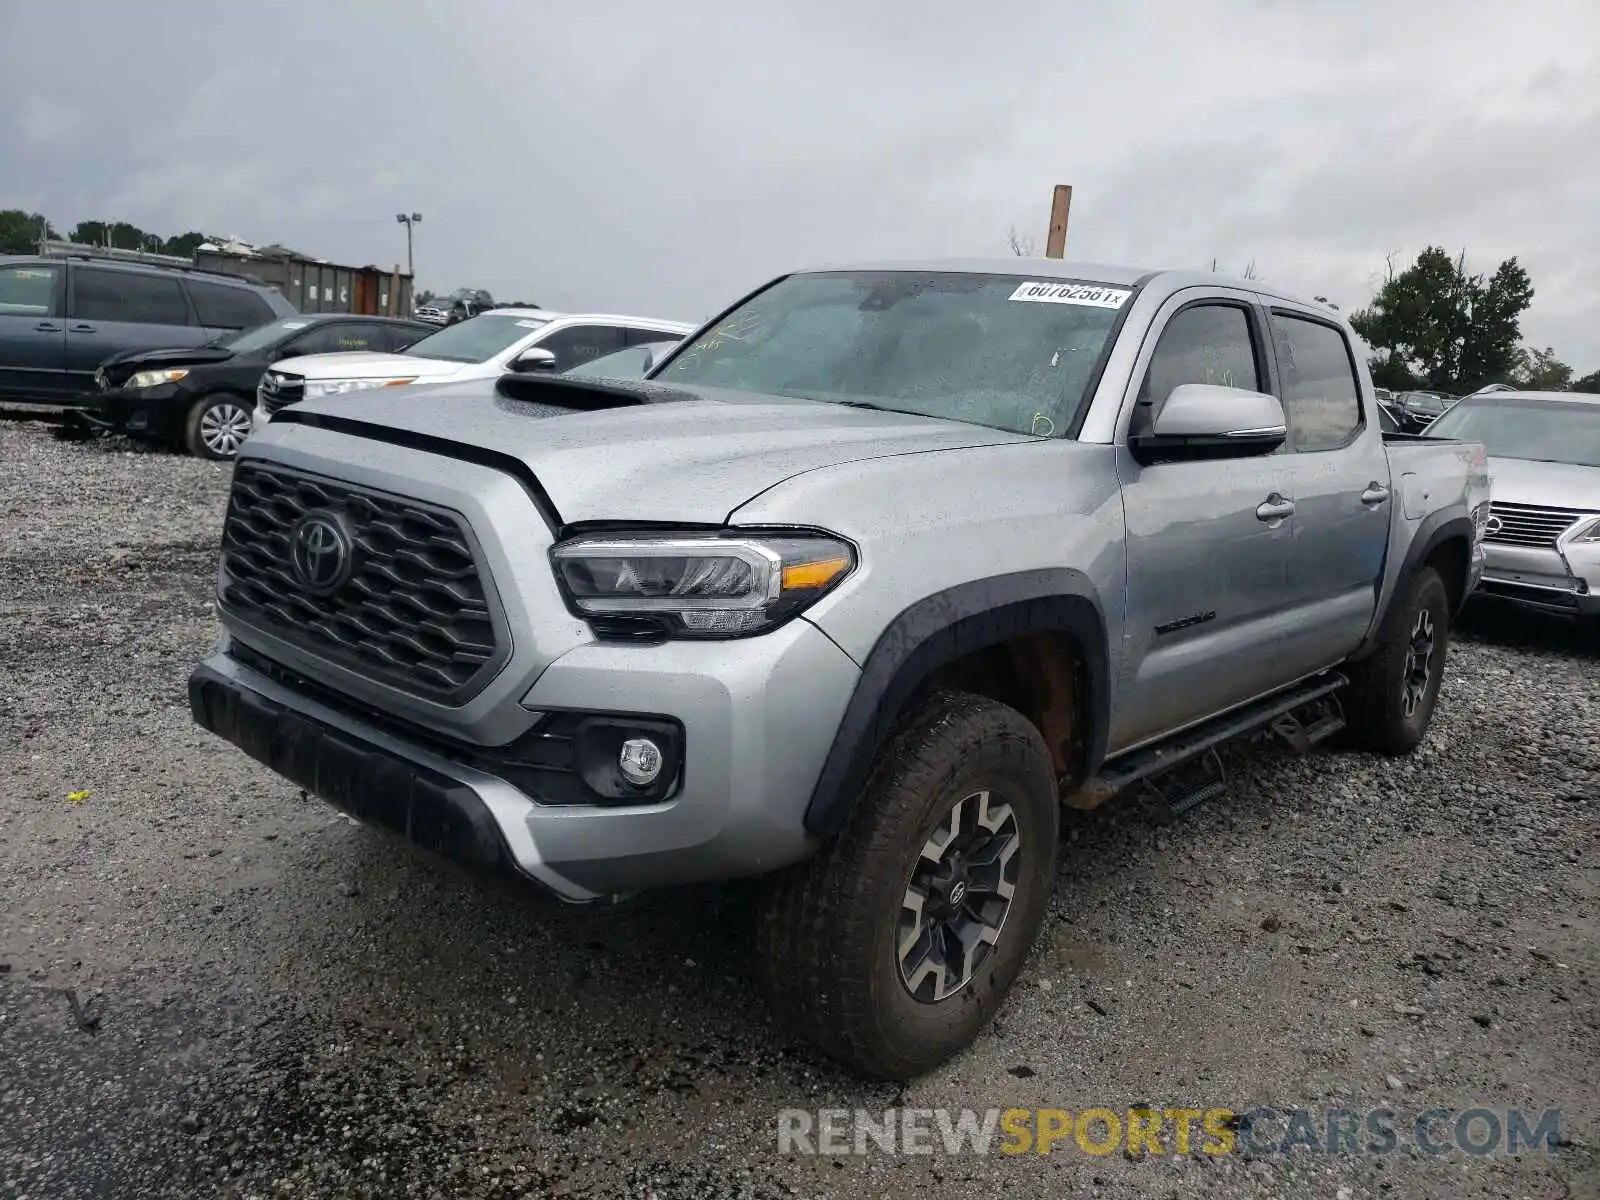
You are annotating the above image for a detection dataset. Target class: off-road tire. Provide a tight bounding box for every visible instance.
[1344,566,1451,755]
[757,689,1059,1081]
[184,394,253,460]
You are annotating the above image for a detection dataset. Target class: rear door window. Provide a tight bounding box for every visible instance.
[283,322,387,356]
[1269,313,1364,451]
[187,279,277,330]
[71,268,191,326]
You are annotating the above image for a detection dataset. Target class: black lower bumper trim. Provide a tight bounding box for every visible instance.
[188,666,511,870]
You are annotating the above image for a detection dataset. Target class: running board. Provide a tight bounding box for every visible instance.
[1067,671,1349,810]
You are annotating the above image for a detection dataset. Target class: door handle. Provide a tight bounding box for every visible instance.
[70,324,96,333]
[1256,494,1295,522]
[35,321,62,332]
[1361,482,1391,506]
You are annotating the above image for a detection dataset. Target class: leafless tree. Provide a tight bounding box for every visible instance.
[1208,257,1260,280]
[1006,225,1036,257]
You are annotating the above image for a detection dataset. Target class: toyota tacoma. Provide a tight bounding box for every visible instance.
[189,260,1490,1080]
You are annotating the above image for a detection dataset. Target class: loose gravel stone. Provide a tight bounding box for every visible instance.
[1,418,1597,1199]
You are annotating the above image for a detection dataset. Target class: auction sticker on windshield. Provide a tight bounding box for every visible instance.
[1009,281,1131,309]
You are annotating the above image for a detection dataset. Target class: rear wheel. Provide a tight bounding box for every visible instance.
[185,394,253,460]
[757,690,1060,1081]
[1344,566,1451,754]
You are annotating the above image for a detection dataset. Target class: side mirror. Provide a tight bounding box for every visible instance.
[509,347,558,373]
[1131,383,1287,463]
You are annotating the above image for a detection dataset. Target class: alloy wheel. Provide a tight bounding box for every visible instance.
[1401,608,1436,719]
[897,789,1022,1003]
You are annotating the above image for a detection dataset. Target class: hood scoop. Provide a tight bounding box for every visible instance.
[492,373,706,415]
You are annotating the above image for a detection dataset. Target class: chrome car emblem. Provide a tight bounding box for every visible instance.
[1484,515,1503,537]
[289,511,354,593]
[261,373,282,394]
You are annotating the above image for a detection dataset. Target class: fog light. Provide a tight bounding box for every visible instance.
[618,737,664,786]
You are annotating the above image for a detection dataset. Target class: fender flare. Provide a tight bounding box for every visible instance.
[802,569,1111,837]
[1358,512,1475,657]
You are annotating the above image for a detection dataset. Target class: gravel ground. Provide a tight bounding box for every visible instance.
[1,417,1596,1200]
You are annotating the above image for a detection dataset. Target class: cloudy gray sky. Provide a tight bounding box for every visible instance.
[4,0,1596,369]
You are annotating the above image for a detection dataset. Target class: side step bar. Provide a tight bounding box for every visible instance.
[1068,671,1349,811]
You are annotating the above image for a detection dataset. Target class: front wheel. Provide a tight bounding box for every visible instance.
[1344,566,1451,754]
[757,690,1060,1081]
[184,394,253,460]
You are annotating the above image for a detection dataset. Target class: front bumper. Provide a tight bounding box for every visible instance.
[190,617,860,902]
[78,382,185,436]
[1476,541,1600,616]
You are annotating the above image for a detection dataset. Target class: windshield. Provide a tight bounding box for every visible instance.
[1404,392,1446,413]
[1427,398,1600,467]
[216,318,315,354]
[402,314,547,363]
[656,270,1132,437]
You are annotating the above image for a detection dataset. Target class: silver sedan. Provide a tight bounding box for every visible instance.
[1426,390,1600,619]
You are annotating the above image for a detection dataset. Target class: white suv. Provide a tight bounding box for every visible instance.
[254,309,695,425]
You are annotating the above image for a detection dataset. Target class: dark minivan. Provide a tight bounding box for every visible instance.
[0,253,297,407]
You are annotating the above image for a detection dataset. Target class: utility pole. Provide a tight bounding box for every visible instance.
[1044,185,1072,259]
[395,212,422,278]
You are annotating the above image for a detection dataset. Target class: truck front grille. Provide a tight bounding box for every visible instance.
[1483,502,1588,549]
[219,463,505,702]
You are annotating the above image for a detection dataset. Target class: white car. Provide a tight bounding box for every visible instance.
[253,309,695,426]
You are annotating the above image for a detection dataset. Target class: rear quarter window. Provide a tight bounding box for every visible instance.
[187,279,277,330]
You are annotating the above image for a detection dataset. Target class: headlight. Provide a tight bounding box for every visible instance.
[303,377,417,398]
[550,530,855,638]
[127,368,189,389]
[1569,517,1600,544]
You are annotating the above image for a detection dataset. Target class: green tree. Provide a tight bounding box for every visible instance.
[1569,369,1600,394]
[1367,354,1419,392]
[68,220,149,251]
[163,230,209,260]
[1349,247,1533,393]
[1512,345,1573,391]
[0,209,58,254]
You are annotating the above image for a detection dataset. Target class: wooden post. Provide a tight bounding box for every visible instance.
[1044,185,1073,259]
[390,264,402,316]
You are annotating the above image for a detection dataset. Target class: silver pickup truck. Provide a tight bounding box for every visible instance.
[189,259,1490,1080]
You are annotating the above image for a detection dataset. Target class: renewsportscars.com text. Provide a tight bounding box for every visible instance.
[776,1106,1565,1158]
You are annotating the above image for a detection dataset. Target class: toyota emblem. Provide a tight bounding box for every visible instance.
[289,511,354,593]
[1484,515,1503,537]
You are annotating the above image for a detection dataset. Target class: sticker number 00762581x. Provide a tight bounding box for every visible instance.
[1008,281,1131,309]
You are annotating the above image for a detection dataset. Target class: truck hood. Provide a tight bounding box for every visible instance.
[272,350,466,381]
[1487,456,1600,512]
[274,377,1033,524]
